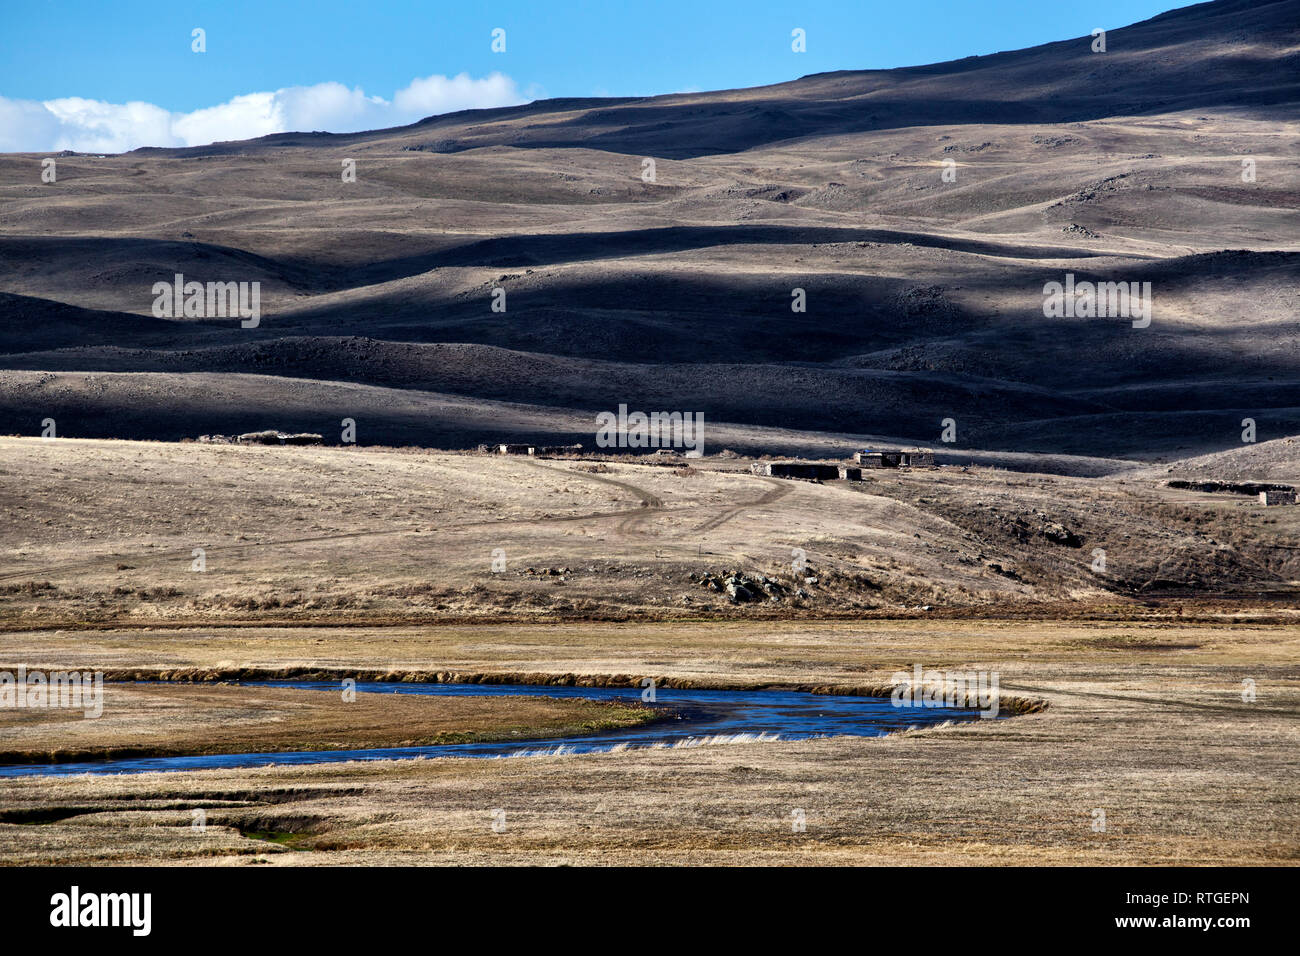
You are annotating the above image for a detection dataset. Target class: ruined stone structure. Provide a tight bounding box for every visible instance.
[751,462,842,480]
[855,448,936,469]
[1259,490,1297,506]
[856,450,903,468]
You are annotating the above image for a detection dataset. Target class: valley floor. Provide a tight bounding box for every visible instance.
[1,438,1296,864]
[0,620,1295,865]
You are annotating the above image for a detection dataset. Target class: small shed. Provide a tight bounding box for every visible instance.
[752,462,841,480]
[1259,490,1296,506]
[855,450,903,468]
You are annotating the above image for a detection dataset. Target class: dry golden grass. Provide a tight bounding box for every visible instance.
[0,683,651,764]
[1,439,1295,865]
[3,437,1299,630]
[0,619,1295,865]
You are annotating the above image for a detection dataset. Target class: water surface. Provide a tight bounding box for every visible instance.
[0,680,992,777]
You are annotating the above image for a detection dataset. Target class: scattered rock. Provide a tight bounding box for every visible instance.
[1039,520,1082,548]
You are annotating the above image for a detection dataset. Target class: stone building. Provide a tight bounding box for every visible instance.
[856,450,903,468]
[751,462,842,480]
[1259,489,1296,506]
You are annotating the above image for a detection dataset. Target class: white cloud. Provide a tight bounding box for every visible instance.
[170,92,285,148]
[42,97,177,153]
[0,72,528,153]
[393,72,522,117]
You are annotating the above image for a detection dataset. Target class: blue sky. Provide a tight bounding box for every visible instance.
[0,0,1182,152]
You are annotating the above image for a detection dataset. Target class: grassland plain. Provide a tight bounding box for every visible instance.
[0,618,1295,865]
[0,435,1297,864]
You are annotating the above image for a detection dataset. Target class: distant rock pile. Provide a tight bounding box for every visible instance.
[1061,223,1101,239]
[197,431,324,446]
[689,570,810,604]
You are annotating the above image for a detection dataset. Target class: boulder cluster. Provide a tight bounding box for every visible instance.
[688,570,811,604]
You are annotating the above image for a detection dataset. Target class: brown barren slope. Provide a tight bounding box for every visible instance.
[1,0,1297,461]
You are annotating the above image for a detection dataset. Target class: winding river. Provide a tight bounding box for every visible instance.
[0,681,995,777]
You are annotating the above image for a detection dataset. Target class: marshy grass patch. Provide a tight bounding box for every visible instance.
[1070,633,1203,651]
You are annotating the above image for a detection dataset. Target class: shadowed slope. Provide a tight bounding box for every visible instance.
[0,0,1297,464]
